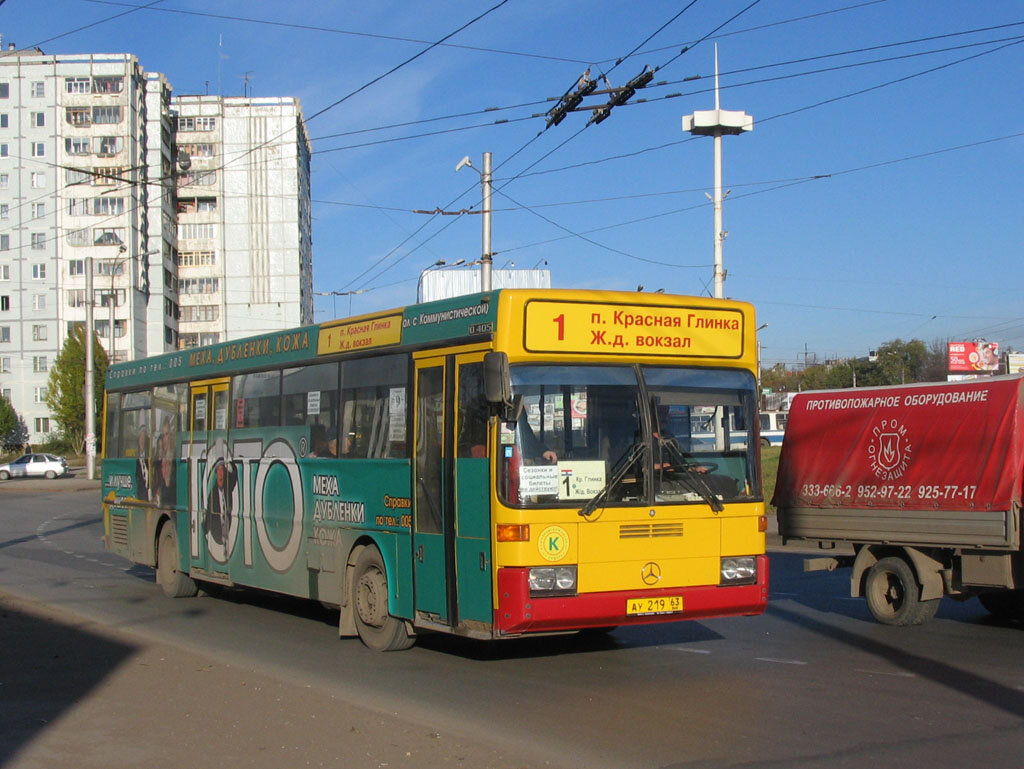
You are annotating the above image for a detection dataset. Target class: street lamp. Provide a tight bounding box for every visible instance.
[455,152,493,291]
[416,258,464,302]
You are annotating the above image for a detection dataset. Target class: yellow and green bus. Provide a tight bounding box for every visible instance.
[102,288,768,650]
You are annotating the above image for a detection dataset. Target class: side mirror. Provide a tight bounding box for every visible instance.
[483,351,511,407]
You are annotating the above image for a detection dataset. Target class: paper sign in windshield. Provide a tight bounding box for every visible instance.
[519,465,560,496]
[557,461,606,499]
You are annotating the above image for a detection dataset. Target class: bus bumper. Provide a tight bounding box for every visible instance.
[495,555,769,635]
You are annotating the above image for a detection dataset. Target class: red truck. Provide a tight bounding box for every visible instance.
[773,376,1024,625]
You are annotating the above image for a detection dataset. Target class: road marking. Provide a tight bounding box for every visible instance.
[756,657,808,665]
[855,669,916,678]
[671,647,712,655]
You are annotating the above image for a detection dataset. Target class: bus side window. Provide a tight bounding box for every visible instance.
[283,362,340,457]
[457,362,486,458]
[104,392,121,458]
[232,371,281,429]
[339,354,409,459]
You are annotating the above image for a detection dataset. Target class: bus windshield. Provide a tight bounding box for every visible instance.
[498,365,759,507]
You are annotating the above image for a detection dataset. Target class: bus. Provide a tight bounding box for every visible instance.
[101,289,769,650]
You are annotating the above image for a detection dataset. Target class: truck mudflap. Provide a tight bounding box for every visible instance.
[494,556,769,635]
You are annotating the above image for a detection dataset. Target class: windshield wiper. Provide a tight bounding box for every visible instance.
[658,437,725,512]
[578,441,647,518]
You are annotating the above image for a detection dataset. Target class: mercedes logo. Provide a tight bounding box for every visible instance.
[641,561,662,585]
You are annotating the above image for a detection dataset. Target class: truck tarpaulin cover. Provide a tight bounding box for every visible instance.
[772,377,1024,512]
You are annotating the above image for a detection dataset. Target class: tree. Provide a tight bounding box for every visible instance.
[45,326,108,452]
[0,395,28,452]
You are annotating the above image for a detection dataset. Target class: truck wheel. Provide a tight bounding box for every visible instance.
[352,546,414,651]
[156,523,199,598]
[979,590,1024,620]
[865,556,932,626]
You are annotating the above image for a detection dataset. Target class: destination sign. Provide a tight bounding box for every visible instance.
[317,314,402,356]
[523,300,745,358]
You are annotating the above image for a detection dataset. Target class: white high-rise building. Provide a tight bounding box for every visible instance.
[173,95,312,347]
[0,45,312,445]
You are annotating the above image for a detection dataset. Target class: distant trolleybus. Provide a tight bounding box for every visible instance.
[102,289,769,650]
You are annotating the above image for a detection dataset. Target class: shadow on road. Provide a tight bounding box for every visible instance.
[0,597,138,766]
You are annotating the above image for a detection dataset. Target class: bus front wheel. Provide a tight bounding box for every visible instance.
[156,523,199,599]
[352,546,414,651]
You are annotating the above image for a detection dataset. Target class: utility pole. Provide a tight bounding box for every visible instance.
[682,45,753,298]
[85,256,96,481]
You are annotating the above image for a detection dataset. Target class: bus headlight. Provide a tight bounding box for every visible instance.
[529,566,577,596]
[720,557,757,585]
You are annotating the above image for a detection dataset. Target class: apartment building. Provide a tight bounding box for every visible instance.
[173,95,312,347]
[0,45,312,444]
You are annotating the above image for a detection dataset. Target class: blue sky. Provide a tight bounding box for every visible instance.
[4,0,1022,367]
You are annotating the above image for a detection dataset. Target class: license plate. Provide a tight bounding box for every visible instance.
[626,595,683,616]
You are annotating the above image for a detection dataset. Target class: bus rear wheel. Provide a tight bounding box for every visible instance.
[865,556,936,626]
[157,523,199,599]
[352,546,414,651]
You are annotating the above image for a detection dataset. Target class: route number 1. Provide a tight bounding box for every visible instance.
[553,313,565,340]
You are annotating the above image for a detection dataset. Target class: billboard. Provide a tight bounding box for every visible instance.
[1007,353,1024,375]
[948,341,999,373]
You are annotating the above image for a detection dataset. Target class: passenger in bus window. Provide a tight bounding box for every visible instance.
[310,424,336,458]
[153,416,176,507]
[517,411,557,464]
[135,425,151,501]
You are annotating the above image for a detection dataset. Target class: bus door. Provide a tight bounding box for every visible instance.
[188,379,231,577]
[412,353,492,627]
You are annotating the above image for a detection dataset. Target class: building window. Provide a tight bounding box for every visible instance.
[177,170,217,187]
[31,325,47,341]
[94,136,122,156]
[179,277,219,295]
[92,76,123,94]
[176,116,217,132]
[94,260,125,278]
[31,203,45,218]
[0,357,9,373]
[92,106,122,125]
[178,142,216,158]
[1,388,11,401]
[65,77,90,94]
[0,235,8,251]
[31,82,45,98]
[31,233,46,250]
[0,144,8,158]
[65,136,91,155]
[32,112,45,127]
[93,228,125,246]
[0,326,10,342]
[92,197,125,216]
[178,222,216,240]
[32,264,46,279]
[68,260,85,276]
[0,83,8,98]
[0,114,7,128]
[31,173,45,188]
[67,289,86,307]
[0,204,7,219]
[65,167,91,185]
[33,356,47,373]
[177,250,217,267]
[0,173,7,188]
[93,167,124,185]
[34,417,50,433]
[66,229,90,246]
[32,294,46,311]
[0,264,9,280]
[31,142,45,158]
[0,296,9,311]
[34,386,47,403]
[180,304,220,322]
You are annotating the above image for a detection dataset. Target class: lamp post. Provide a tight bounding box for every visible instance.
[455,153,493,291]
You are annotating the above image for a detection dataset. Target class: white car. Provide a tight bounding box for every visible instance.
[0,453,69,480]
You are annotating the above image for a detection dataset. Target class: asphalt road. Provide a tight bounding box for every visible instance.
[2,480,1023,769]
